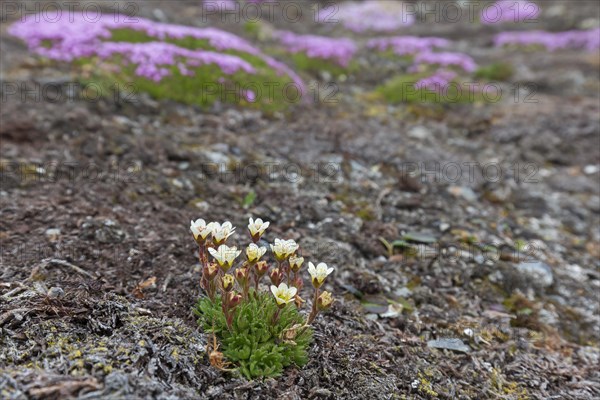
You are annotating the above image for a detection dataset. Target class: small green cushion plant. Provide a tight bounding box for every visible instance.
[195,292,312,379]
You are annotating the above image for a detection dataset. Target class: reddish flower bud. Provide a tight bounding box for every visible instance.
[235,266,249,284]
[228,291,242,308]
[269,268,283,286]
[255,261,269,277]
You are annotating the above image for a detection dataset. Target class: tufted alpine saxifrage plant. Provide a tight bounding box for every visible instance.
[191,218,334,379]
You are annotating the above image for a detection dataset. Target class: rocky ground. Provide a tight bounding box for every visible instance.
[1,1,599,399]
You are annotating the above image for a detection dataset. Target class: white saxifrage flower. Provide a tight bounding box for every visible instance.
[248,217,270,239]
[208,244,241,271]
[190,219,215,243]
[212,221,235,244]
[270,238,299,262]
[307,262,334,288]
[270,282,297,307]
[289,255,304,272]
[246,243,267,264]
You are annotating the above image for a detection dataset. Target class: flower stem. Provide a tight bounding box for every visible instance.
[307,287,320,325]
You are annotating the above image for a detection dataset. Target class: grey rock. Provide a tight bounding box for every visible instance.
[408,125,431,140]
[448,186,478,202]
[515,260,554,288]
[45,228,61,241]
[81,219,126,244]
[427,338,471,353]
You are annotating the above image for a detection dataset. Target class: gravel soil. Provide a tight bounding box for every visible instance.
[1,1,599,399]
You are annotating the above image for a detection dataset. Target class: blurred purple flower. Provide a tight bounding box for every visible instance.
[367,36,450,56]
[98,42,256,81]
[318,1,414,33]
[494,28,600,51]
[278,31,357,67]
[244,89,256,102]
[8,11,305,92]
[413,51,477,73]
[414,69,457,91]
[481,0,540,24]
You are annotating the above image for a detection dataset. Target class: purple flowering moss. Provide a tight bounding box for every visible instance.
[494,28,600,52]
[277,31,357,67]
[413,51,477,73]
[8,11,305,92]
[367,36,450,56]
[318,0,414,33]
[414,70,457,91]
[96,42,256,81]
[481,0,540,24]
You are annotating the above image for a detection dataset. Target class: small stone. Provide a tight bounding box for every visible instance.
[408,125,430,140]
[47,287,65,299]
[427,338,471,353]
[488,270,504,284]
[402,232,437,244]
[380,303,403,318]
[193,201,209,212]
[45,228,61,242]
[583,165,599,175]
[311,388,333,397]
[439,222,450,232]
[394,287,412,298]
[448,186,478,202]
[538,308,559,326]
[152,8,167,22]
[515,260,554,288]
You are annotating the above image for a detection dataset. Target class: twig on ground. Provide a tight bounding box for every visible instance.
[162,273,173,292]
[41,258,94,279]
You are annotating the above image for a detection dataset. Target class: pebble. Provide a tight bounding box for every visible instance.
[439,222,450,232]
[515,260,554,288]
[193,201,210,212]
[448,186,478,202]
[47,287,65,299]
[45,228,61,241]
[408,125,431,140]
[427,338,471,353]
[394,287,412,298]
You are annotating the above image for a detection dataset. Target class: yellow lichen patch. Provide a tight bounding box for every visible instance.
[490,368,529,400]
[415,372,439,398]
